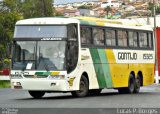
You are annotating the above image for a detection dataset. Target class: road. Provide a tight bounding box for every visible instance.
[0,84,160,114]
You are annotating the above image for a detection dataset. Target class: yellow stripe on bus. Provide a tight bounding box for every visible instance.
[105,49,154,88]
[51,72,60,75]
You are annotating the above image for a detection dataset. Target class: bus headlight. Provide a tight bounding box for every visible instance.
[11,75,23,79]
[48,75,65,79]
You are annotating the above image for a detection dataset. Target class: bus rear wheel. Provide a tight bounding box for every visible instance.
[71,75,89,97]
[127,74,135,93]
[118,74,135,94]
[28,91,45,99]
[134,76,141,93]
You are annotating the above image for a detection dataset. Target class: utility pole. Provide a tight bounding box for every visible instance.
[42,0,46,17]
[153,0,159,84]
[147,2,150,25]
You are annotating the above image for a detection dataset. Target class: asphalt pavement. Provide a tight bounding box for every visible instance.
[0,84,160,114]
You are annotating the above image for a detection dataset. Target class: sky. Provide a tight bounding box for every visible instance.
[54,0,98,5]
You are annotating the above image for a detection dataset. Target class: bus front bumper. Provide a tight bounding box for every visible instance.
[11,79,69,91]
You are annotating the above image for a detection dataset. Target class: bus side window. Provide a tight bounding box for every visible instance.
[93,28,104,46]
[105,29,116,46]
[117,30,128,47]
[128,31,138,48]
[80,27,92,45]
[148,32,153,48]
[139,32,148,48]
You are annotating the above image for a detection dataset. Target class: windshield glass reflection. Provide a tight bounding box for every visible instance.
[12,41,66,71]
[37,41,66,71]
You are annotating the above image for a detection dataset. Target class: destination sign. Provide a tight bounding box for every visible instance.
[41,38,62,41]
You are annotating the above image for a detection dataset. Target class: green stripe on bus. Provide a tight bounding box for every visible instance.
[98,49,113,88]
[35,72,50,75]
[89,49,107,88]
[80,20,96,25]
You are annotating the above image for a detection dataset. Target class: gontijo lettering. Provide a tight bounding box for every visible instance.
[118,52,137,60]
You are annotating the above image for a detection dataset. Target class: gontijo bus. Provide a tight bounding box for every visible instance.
[10,17,155,98]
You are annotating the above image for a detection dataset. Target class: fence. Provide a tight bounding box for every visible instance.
[0,69,10,80]
[0,75,10,80]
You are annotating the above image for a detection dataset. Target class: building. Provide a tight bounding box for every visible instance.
[101,0,121,8]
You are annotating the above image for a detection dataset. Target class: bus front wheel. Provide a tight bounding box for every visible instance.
[71,75,89,97]
[28,91,45,99]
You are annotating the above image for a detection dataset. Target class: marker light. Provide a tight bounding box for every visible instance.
[48,75,65,79]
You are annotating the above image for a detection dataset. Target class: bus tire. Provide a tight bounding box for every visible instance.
[134,76,141,93]
[127,74,135,94]
[71,75,89,97]
[118,74,135,94]
[28,91,45,99]
[118,88,127,94]
[89,89,102,96]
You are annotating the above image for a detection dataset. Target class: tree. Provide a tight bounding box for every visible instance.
[0,0,21,69]
[148,2,154,17]
[156,6,160,14]
[104,6,112,18]
[0,0,54,69]
[78,5,92,9]
[21,0,53,18]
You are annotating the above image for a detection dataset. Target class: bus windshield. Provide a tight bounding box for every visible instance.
[12,41,66,71]
[14,25,67,38]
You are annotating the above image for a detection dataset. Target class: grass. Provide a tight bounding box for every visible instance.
[0,81,11,88]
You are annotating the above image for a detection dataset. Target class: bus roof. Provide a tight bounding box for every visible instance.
[74,16,123,25]
[16,17,153,31]
[16,17,80,25]
[75,16,153,31]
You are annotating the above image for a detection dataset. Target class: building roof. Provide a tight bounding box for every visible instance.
[54,0,100,5]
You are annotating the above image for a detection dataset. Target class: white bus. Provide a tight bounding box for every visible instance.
[10,17,155,98]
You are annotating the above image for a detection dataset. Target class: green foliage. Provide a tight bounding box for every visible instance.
[148,2,160,16]
[3,59,10,68]
[156,6,160,14]
[104,6,112,12]
[55,12,64,17]
[0,12,21,69]
[78,5,92,9]
[148,2,154,11]
[0,0,22,69]
[104,6,112,18]
[0,0,54,69]
[2,0,22,13]
[0,81,10,88]
[21,0,53,18]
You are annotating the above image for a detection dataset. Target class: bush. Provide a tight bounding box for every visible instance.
[0,81,10,88]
